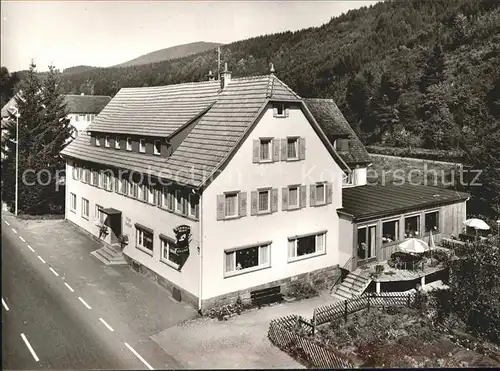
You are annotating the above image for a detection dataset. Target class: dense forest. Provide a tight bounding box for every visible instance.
[2,0,499,215]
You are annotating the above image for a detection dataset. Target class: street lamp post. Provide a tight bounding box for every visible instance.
[497,219,500,244]
[8,107,20,216]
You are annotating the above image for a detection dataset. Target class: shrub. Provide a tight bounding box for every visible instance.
[288,281,319,300]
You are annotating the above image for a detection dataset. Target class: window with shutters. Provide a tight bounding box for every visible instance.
[141,183,149,202]
[175,190,184,213]
[95,204,105,222]
[315,183,325,204]
[92,170,99,187]
[102,171,112,191]
[288,232,326,262]
[224,242,271,277]
[70,193,77,212]
[163,187,175,211]
[135,225,154,256]
[126,137,132,151]
[81,198,89,219]
[115,136,120,149]
[139,139,146,153]
[95,135,100,146]
[287,138,298,159]
[259,139,272,162]
[148,184,155,204]
[225,193,238,217]
[273,103,287,118]
[288,186,299,209]
[105,136,110,148]
[258,190,270,213]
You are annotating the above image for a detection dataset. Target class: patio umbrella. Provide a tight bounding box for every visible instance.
[398,238,430,254]
[463,218,490,230]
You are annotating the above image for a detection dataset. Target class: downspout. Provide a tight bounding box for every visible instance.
[198,188,203,315]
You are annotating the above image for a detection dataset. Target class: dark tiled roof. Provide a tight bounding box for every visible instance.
[342,183,470,221]
[61,75,303,187]
[304,98,371,165]
[63,95,111,114]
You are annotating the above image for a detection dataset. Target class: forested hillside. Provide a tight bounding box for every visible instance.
[21,0,500,215]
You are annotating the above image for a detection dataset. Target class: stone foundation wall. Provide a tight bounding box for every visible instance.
[122,254,200,309]
[201,265,341,314]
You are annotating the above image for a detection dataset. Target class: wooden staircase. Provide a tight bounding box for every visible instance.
[332,269,372,300]
[90,243,127,266]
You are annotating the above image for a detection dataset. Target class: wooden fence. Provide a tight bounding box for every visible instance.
[268,315,354,369]
[313,292,416,326]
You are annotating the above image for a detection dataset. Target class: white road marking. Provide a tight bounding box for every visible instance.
[99,318,114,332]
[12,228,17,234]
[124,342,154,370]
[5,220,10,226]
[27,244,35,252]
[20,333,40,362]
[64,282,75,292]
[19,236,25,242]
[49,267,59,277]
[37,256,46,264]
[2,298,9,311]
[78,297,91,309]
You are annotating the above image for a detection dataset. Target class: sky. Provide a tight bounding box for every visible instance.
[1,0,379,72]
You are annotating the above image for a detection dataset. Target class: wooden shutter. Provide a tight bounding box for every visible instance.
[273,107,278,117]
[282,187,289,211]
[272,139,280,162]
[280,138,287,161]
[216,194,225,220]
[250,191,258,216]
[310,185,316,207]
[252,140,260,163]
[195,198,200,219]
[326,182,333,204]
[153,187,158,205]
[238,192,247,217]
[114,176,119,192]
[300,185,307,208]
[168,189,174,211]
[182,193,188,215]
[299,138,306,160]
[285,107,290,117]
[271,188,279,213]
[109,174,114,192]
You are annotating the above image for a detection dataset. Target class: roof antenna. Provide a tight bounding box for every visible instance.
[270,63,275,76]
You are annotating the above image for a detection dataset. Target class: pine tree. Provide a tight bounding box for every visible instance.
[1,62,70,215]
[419,43,445,93]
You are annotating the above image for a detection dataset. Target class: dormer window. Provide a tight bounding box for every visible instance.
[115,136,120,149]
[126,137,132,151]
[343,172,354,186]
[139,139,146,153]
[105,136,110,148]
[95,135,100,146]
[154,140,161,155]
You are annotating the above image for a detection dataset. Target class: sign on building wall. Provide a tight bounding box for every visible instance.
[171,225,191,270]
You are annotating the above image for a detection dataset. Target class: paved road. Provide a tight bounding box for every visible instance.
[1,226,175,370]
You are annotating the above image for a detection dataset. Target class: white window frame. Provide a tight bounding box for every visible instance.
[224,243,271,277]
[154,140,161,155]
[404,213,421,238]
[342,171,354,187]
[288,186,299,209]
[95,136,100,146]
[70,193,77,212]
[287,137,299,160]
[382,218,400,244]
[357,224,377,260]
[315,183,326,205]
[288,232,326,262]
[259,138,272,162]
[115,136,120,149]
[424,210,440,234]
[258,189,271,213]
[105,136,110,148]
[135,227,153,256]
[224,192,238,218]
[126,137,132,151]
[81,198,89,219]
[148,184,154,204]
[160,237,181,269]
[175,190,183,213]
[188,194,198,218]
[139,139,146,153]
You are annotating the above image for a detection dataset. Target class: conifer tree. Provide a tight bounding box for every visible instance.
[419,43,445,93]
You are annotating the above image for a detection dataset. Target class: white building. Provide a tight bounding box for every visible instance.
[60,66,469,311]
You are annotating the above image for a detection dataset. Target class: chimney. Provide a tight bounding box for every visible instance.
[220,62,231,89]
[207,70,214,81]
[270,63,276,76]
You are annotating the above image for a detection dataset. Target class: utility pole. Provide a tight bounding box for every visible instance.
[217,46,221,80]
